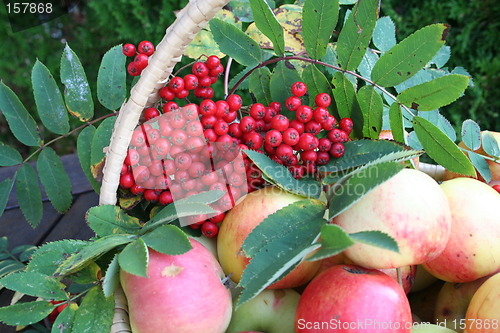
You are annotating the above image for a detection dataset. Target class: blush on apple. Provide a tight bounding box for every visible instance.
[295,264,412,332]
[120,239,232,333]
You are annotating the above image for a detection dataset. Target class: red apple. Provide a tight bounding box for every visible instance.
[423,178,500,282]
[217,186,321,289]
[333,168,452,269]
[120,239,232,333]
[295,264,412,332]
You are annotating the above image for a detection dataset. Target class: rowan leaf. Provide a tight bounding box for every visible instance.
[0,142,22,166]
[32,59,70,135]
[249,67,273,106]
[16,164,43,227]
[60,44,94,121]
[0,301,55,326]
[0,177,14,218]
[26,240,88,276]
[140,225,192,256]
[97,45,127,111]
[332,71,360,119]
[461,119,481,151]
[356,85,383,139]
[481,131,500,157]
[86,205,142,237]
[250,0,285,56]
[372,16,396,52]
[102,254,119,298]
[90,116,116,182]
[371,24,449,87]
[118,238,148,277]
[349,230,399,253]
[468,151,491,183]
[77,125,100,193]
[301,64,332,110]
[72,286,114,333]
[302,0,339,59]
[0,271,68,300]
[51,302,78,333]
[0,81,41,147]
[270,61,302,116]
[388,103,405,143]
[307,224,353,261]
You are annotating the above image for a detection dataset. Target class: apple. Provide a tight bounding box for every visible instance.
[423,178,500,282]
[295,264,412,332]
[379,265,416,294]
[411,265,439,293]
[333,168,452,269]
[434,277,489,333]
[464,273,500,333]
[444,131,500,182]
[217,185,321,289]
[412,323,457,332]
[408,280,444,323]
[315,252,346,276]
[226,289,300,333]
[120,239,232,333]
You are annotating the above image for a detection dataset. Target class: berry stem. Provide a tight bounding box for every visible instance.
[224,57,233,97]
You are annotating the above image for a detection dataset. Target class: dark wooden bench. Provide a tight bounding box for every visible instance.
[0,153,98,332]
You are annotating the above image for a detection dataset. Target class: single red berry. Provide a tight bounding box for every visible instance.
[183,74,199,90]
[289,164,306,179]
[120,172,135,189]
[186,120,204,137]
[203,128,218,142]
[243,131,263,150]
[322,115,337,131]
[130,184,145,195]
[291,81,307,97]
[282,127,300,146]
[316,151,330,165]
[239,116,256,133]
[214,119,229,136]
[192,62,209,78]
[214,100,230,119]
[339,117,354,135]
[228,122,243,138]
[205,55,221,69]
[315,92,331,108]
[263,107,279,123]
[250,103,266,120]
[138,40,155,56]
[175,153,193,171]
[289,119,305,135]
[270,115,290,132]
[209,75,219,84]
[126,149,140,166]
[200,99,217,116]
[122,43,136,57]
[265,129,283,147]
[269,101,282,113]
[285,95,302,111]
[144,107,160,121]
[134,53,149,70]
[305,121,322,136]
[492,185,500,194]
[296,105,313,123]
[328,128,348,143]
[127,62,141,76]
[159,86,175,100]
[330,142,345,158]
[254,119,266,132]
[209,211,226,224]
[159,190,174,205]
[301,149,318,164]
[313,107,329,123]
[131,129,146,147]
[168,76,185,93]
[275,144,294,162]
[201,221,219,238]
[226,94,243,111]
[199,75,212,87]
[209,64,224,78]
[144,189,160,202]
[297,133,318,151]
[175,89,189,99]
[163,101,179,114]
[318,137,332,152]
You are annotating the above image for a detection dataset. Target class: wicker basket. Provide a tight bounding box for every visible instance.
[99,0,232,331]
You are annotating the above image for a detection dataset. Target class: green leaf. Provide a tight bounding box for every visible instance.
[388,103,405,143]
[37,147,72,213]
[51,302,78,333]
[141,225,192,256]
[397,74,470,111]
[0,260,24,278]
[349,230,399,253]
[481,131,500,158]
[307,224,354,261]
[328,162,405,218]
[269,61,302,114]
[60,44,94,121]
[302,0,339,59]
[55,234,135,277]
[97,45,127,110]
[244,149,322,198]
[118,238,148,277]
[461,119,481,151]
[72,286,114,333]
[250,0,285,56]
[336,0,379,70]
[144,201,217,232]
[332,71,360,119]
[86,205,142,237]
[32,59,70,135]
[430,45,451,68]
[302,64,332,108]
[358,49,379,81]
[210,18,262,67]
[90,116,117,182]
[371,24,449,87]
[0,142,22,166]
[26,240,88,276]
[102,254,119,298]
[249,67,273,106]
[0,301,55,326]
[0,177,14,218]
[184,30,224,60]
[418,110,456,141]
[0,271,68,300]
[77,125,101,193]
[468,151,491,183]
[356,85,383,139]
[0,81,41,147]
[373,16,396,52]
[413,116,476,176]
[243,199,326,257]
[16,164,43,227]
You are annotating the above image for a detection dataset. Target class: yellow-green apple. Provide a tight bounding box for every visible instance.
[434,277,490,333]
[444,131,500,182]
[411,265,439,293]
[217,186,321,289]
[423,178,500,282]
[295,264,412,332]
[120,239,232,333]
[333,168,452,269]
[226,289,300,333]
[464,272,500,333]
[412,323,457,332]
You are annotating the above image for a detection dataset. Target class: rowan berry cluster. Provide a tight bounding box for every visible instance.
[122,41,155,76]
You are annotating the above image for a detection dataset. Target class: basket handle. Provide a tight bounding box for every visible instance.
[100,0,232,206]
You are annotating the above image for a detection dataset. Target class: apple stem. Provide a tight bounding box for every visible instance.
[396,267,403,288]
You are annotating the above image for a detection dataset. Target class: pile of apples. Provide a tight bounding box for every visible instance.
[119,127,500,333]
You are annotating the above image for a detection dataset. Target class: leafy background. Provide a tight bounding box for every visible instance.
[0,0,498,157]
